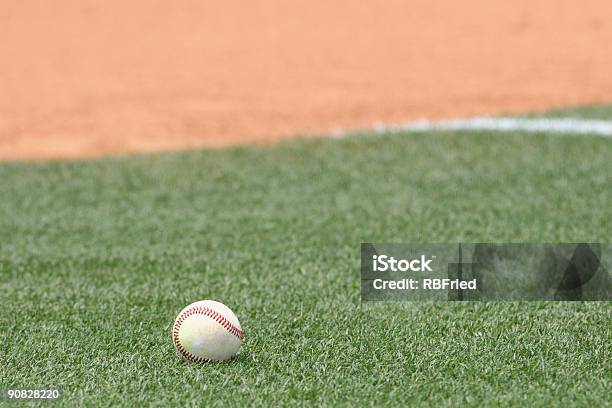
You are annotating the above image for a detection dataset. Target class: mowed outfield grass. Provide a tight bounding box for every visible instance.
[1,106,611,406]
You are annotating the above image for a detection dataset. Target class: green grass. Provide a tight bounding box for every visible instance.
[1,113,611,405]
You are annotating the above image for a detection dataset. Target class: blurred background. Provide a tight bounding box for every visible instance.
[2,0,612,160]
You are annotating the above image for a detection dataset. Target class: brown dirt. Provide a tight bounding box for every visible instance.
[2,0,612,161]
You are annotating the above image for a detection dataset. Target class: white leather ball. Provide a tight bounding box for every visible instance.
[172,300,243,362]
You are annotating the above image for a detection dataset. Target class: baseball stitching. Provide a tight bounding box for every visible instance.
[173,306,244,363]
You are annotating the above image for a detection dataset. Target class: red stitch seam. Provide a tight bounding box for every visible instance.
[173,306,243,363]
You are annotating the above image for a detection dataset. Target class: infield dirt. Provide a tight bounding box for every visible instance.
[2,0,612,160]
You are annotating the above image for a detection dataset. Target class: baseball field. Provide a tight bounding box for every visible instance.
[1,1,612,406]
[1,104,611,405]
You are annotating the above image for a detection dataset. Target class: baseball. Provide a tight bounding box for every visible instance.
[172,300,243,363]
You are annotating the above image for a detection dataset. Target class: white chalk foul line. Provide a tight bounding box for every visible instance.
[336,117,612,138]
